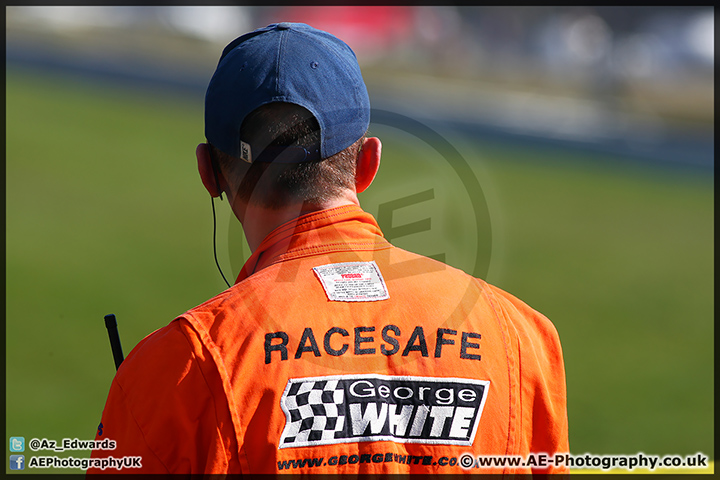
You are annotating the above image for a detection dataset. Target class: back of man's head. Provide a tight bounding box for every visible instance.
[212,102,363,208]
[204,23,370,208]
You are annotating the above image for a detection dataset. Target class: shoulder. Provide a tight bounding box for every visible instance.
[101,318,238,473]
[117,321,192,378]
[485,284,557,330]
[482,283,565,363]
[110,316,230,438]
[113,318,214,403]
[380,245,486,290]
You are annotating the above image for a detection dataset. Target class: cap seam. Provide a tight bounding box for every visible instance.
[275,28,286,95]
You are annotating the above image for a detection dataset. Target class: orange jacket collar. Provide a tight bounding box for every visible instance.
[236,204,391,283]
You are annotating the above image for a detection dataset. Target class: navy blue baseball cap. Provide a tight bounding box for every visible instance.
[205,22,370,163]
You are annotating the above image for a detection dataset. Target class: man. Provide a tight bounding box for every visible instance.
[89,22,568,474]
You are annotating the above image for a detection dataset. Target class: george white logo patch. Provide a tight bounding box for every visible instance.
[278,374,489,449]
[312,261,389,302]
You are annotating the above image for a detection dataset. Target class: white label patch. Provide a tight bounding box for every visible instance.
[312,261,389,302]
[278,374,490,448]
[239,140,252,163]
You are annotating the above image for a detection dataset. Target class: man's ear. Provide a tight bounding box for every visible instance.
[196,143,222,198]
[355,137,381,194]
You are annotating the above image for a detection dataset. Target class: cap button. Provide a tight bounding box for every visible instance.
[276,23,291,30]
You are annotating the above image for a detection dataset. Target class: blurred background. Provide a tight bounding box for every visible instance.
[6,6,713,473]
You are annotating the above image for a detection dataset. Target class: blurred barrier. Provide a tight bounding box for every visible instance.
[7,39,712,175]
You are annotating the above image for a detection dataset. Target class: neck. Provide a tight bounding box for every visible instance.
[233,194,358,252]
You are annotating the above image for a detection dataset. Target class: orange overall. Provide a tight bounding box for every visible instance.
[89,205,568,474]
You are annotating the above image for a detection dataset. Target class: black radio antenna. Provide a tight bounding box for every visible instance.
[103,314,125,371]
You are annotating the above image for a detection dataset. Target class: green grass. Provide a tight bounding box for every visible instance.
[467,144,713,457]
[5,68,713,473]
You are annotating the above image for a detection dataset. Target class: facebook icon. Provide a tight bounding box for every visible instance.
[9,455,25,470]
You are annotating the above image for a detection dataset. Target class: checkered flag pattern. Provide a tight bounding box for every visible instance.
[280,379,345,446]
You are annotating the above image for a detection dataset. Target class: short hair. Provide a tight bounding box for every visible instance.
[212,102,364,209]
